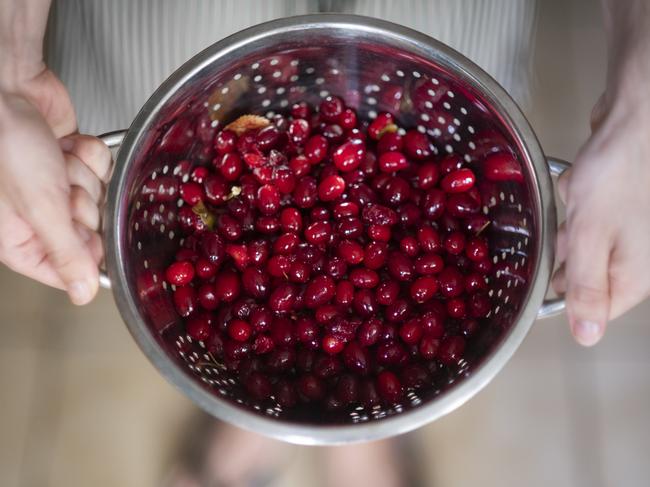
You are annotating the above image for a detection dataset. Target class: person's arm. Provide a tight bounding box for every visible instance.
[552,0,650,345]
[0,0,110,304]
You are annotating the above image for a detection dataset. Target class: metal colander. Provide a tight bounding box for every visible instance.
[101,15,567,445]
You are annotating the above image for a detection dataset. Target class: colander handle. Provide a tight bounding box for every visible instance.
[97,130,128,289]
[537,157,571,318]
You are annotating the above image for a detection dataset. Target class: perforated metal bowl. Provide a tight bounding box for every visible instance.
[100,15,567,445]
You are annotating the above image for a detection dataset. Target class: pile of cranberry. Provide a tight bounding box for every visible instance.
[160,95,523,412]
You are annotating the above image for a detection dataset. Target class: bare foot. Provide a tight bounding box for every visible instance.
[322,439,405,487]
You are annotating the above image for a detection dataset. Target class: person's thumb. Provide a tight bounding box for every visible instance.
[565,223,612,346]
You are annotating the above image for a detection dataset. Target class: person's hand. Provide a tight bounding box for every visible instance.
[0,68,111,304]
[552,88,650,346]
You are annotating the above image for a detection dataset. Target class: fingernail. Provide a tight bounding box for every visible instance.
[68,281,91,305]
[573,320,602,347]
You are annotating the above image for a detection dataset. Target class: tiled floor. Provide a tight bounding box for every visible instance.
[2,1,649,486]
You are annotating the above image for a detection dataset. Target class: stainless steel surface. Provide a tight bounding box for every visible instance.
[536,156,571,318]
[102,15,561,444]
[97,130,127,290]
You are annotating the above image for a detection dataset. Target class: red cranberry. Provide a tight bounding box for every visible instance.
[376,370,403,403]
[322,335,345,355]
[438,336,466,365]
[304,275,336,308]
[289,155,310,177]
[447,298,467,318]
[332,139,365,172]
[338,240,364,265]
[410,276,438,303]
[319,96,344,122]
[417,226,442,253]
[214,271,240,302]
[318,174,346,201]
[166,261,194,286]
[279,207,303,233]
[465,272,488,294]
[387,251,414,281]
[364,241,388,270]
[334,375,359,406]
[468,292,491,318]
[250,307,272,333]
[173,286,197,317]
[291,101,310,119]
[382,176,411,206]
[298,374,326,401]
[228,319,252,342]
[444,231,466,255]
[336,217,364,239]
[419,335,440,360]
[403,130,432,160]
[376,281,399,306]
[415,253,444,275]
[422,308,445,337]
[385,298,411,322]
[439,154,463,175]
[377,132,403,154]
[268,283,297,313]
[180,182,204,206]
[368,224,391,242]
[292,176,318,208]
[186,314,212,342]
[248,239,270,266]
[215,130,237,154]
[399,318,423,345]
[288,261,311,283]
[204,175,229,205]
[339,108,357,129]
[376,340,407,366]
[399,235,419,257]
[217,152,244,182]
[400,363,430,389]
[446,192,481,217]
[438,267,465,298]
[272,233,298,255]
[397,203,421,228]
[368,112,395,140]
[441,168,476,193]
[353,289,378,317]
[362,203,398,226]
[461,319,480,337]
[267,346,296,371]
[288,118,311,144]
[484,152,524,182]
[241,267,270,299]
[217,214,243,241]
[304,135,328,164]
[465,237,489,262]
[256,184,281,215]
[197,283,219,311]
[333,201,359,220]
[335,280,355,306]
[417,163,440,189]
[378,151,408,172]
[358,317,382,347]
[349,268,380,289]
[304,221,332,245]
[422,189,447,219]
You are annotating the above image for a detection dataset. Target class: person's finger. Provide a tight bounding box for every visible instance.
[73,222,104,265]
[551,263,566,295]
[65,154,103,203]
[60,134,112,182]
[556,221,568,264]
[557,168,570,205]
[19,182,99,305]
[564,220,612,347]
[70,186,100,231]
